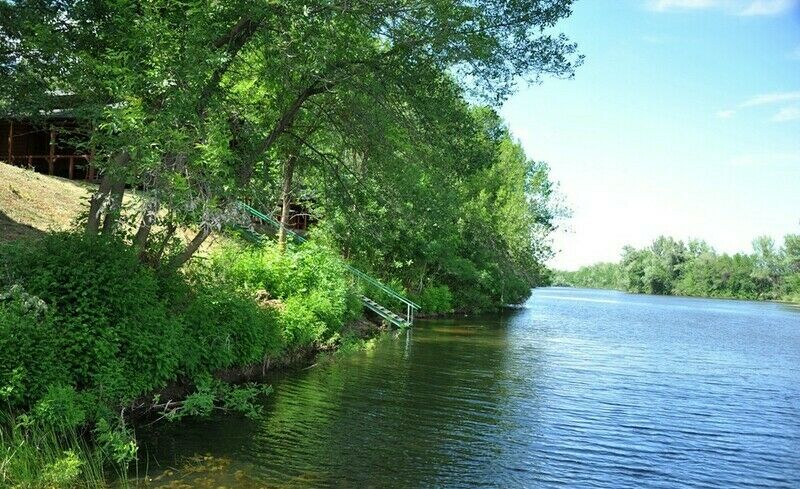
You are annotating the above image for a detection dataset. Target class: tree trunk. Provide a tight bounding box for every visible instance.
[86,174,113,235]
[101,179,126,236]
[134,199,160,260]
[165,224,211,271]
[255,80,333,162]
[90,151,130,236]
[152,220,178,265]
[223,80,332,190]
[277,155,296,252]
[197,16,263,116]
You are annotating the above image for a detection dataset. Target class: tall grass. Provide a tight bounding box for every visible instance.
[0,411,127,488]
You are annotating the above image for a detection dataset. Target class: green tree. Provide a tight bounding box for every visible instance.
[751,236,784,298]
[1,0,582,270]
[561,230,800,302]
[781,233,800,299]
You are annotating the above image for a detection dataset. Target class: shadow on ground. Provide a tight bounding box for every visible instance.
[0,210,44,242]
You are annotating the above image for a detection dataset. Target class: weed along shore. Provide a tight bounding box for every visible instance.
[0,230,380,485]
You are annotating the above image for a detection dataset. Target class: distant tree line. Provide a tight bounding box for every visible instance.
[553,233,800,302]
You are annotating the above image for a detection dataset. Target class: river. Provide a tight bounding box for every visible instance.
[137,287,800,488]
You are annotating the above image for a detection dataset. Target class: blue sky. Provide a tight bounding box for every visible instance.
[500,0,800,270]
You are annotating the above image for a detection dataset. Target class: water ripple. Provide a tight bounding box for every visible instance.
[139,288,800,488]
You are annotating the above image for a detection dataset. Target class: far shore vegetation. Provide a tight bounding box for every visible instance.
[553,234,800,303]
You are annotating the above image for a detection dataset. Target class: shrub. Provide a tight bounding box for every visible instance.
[279,295,328,348]
[417,284,454,314]
[451,284,494,313]
[207,240,361,349]
[179,282,282,377]
[0,231,356,418]
[0,232,182,405]
[31,385,88,430]
[0,230,367,486]
[0,292,66,406]
[782,273,800,302]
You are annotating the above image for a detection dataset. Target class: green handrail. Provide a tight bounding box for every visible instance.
[345,265,419,309]
[239,203,420,311]
[241,203,308,243]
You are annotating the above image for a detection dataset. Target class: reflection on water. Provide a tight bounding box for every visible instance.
[137,288,800,488]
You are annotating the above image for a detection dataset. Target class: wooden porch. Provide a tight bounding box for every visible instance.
[1,119,96,180]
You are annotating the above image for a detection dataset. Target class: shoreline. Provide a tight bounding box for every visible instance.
[128,317,386,425]
[545,285,800,306]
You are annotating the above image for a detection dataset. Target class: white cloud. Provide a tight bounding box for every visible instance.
[648,0,719,11]
[646,0,799,14]
[741,91,800,107]
[771,106,800,122]
[739,0,797,15]
[729,151,800,167]
[721,91,800,121]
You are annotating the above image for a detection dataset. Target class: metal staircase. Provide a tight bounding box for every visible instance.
[361,295,412,329]
[239,203,419,328]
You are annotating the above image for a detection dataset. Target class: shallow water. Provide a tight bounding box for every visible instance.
[137,288,800,488]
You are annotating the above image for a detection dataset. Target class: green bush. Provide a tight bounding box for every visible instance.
[179,282,282,377]
[0,231,367,487]
[450,280,494,313]
[781,273,800,302]
[0,232,297,425]
[0,233,182,405]
[31,385,88,430]
[279,295,328,347]
[208,240,361,348]
[0,232,362,417]
[0,291,66,406]
[417,284,453,314]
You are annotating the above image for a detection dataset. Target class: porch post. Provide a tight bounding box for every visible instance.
[7,120,12,164]
[87,148,95,180]
[48,127,56,175]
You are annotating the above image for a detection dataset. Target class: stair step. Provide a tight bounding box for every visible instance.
[360,295,410,328]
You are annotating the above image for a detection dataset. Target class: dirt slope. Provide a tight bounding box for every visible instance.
[0,163,95,241]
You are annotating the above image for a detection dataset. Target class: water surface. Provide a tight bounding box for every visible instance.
[139,288,800,488]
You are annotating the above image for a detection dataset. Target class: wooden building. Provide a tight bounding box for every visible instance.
[2,116,317,232]
[287,202,314,231]
[0,118,95,180]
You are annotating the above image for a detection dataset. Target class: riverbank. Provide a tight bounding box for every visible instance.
[0,162,552,486]
[550,282,800,305]
[0,228,374,487]
[549,282,800,303]
[129,316,385,422]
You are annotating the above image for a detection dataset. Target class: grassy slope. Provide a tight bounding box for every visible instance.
[0,163,224,253]
[0,163,95,241]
